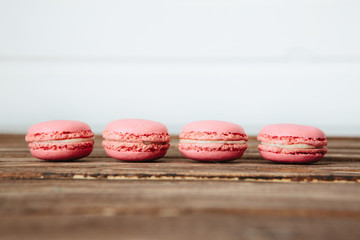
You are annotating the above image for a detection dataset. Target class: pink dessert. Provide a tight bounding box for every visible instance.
[178,120,248,162]
[257,124,328,164]
[25,120,94,161]
[102,119,170,161]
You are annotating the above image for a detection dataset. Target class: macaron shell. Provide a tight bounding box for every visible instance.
[178,142,247,162]
[29,144,93,161]
[102,140,169,161]
[26,120,94,143]
[179,149,245,162]
[258,124,326,139]
[27,120,92,133]
[181,120,246,135]
[259,150,324,164]
[104,119,168,135]
[104,149,167,161]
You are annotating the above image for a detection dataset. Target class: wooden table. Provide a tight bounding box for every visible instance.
[1,134,360,240]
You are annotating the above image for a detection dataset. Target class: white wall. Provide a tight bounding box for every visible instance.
[1,0,360,135]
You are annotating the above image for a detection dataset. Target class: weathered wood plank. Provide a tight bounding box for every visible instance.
[2,214,359,240]
[0,180,360,240]
[1,180,360,216]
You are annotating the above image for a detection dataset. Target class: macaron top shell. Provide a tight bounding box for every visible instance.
[26,120,94,142]
[180,120,248,141]
[103,119,170,142]
[181,120,246,134]
[258,124,326,139]
[258,124,327,146]
[104,119,168,134]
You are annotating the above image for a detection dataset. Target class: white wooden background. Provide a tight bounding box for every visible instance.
[1,0,360,135]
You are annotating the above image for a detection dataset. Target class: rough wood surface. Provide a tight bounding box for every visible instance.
[1,134,360,240]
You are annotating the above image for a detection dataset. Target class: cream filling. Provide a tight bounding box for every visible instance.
[33,137,94,144]
[261,142,323,149]
[104,139,167,145]
[180,139,246,144]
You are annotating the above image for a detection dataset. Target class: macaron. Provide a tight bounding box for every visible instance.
[178,120,248,162]
[102,119,170,161]
[257,124,328,164]
[25,120,94,161]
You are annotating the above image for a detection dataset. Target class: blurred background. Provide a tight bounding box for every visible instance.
[1,0,359,136]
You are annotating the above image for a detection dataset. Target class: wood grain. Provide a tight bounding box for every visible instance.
[0,135,360,240]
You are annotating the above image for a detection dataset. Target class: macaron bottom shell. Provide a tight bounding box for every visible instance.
[259,150,324,164]
[104,148,167,161]
[29,146,93,161]
[102,139,169,162]
[179,148,245,162]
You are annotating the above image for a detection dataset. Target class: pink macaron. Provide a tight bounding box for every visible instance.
[257,124,328,164]
[102,119,170,161]
[25,120,94,161]
[178,120,248,162]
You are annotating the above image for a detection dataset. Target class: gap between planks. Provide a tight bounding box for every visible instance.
[1,172,359,183]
